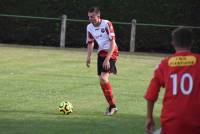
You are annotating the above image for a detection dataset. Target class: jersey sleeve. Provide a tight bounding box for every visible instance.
[86,26,94,45]
[106,21,116,40]
[144,60,165,101]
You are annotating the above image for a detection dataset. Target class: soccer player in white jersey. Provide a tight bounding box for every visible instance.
[86,7,119,116]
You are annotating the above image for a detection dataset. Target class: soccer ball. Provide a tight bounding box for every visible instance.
[58,101,73,115]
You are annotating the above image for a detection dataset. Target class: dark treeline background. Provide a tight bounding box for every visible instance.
[0,0,199,53]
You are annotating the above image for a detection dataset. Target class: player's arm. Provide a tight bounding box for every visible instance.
[86,42,94,68]
[144,78,161,134]
[86,27,94,68]
[103,21,116,70]
[145,100,155,134]
[103,39,116,69]
[144,62,164,134]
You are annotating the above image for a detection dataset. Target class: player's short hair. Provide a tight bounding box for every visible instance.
[88,7,100,14]
[172,27,193,48]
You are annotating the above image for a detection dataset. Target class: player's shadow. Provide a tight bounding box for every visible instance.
[0,109,57,115]
[0,110,160,134]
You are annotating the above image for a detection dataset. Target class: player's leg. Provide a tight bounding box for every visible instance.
[99,72,116,106]
[99,72,118,115]
[97,55,118,115]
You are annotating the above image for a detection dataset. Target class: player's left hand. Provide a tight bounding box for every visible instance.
[145,117,155,134]
[103,59,110,70]
[86,57,91,68]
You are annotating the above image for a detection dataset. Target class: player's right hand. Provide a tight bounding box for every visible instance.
[86,57,91,68]
[145,117,155,134]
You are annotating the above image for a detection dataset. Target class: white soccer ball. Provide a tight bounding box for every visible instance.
[58,101,73,115]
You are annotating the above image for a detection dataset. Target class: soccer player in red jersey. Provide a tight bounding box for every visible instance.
[144,27,200,134]
[86,7,119,116]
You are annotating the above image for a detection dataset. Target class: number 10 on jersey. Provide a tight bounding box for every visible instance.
[170,73,193,95]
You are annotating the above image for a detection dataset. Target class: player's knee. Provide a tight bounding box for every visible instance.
[100,76,108,84]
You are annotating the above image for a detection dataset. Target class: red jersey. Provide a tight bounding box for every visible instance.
[144,51,200,134]
[86,19,119,60]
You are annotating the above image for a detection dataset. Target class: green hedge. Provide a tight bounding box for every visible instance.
[0,0,199,53]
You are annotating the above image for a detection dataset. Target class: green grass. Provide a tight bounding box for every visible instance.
[0,44,165,134]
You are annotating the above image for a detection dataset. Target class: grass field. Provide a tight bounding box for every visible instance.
[0,44,166,134]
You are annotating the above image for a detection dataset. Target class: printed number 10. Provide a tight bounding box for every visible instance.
[170,73,193,95]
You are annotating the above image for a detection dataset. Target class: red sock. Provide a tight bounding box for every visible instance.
[100,81,116,106]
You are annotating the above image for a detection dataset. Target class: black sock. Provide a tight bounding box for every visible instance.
[109,104,116,112]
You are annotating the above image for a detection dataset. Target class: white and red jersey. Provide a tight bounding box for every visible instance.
[86,19,118,60]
